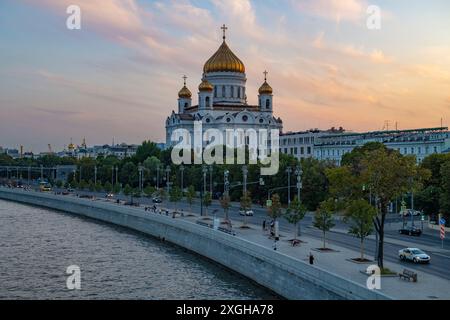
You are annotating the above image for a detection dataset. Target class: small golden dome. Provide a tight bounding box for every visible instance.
[259,81,273,95]
[199,79,213,92]
[178,85,192,99]
[203,41,245,74]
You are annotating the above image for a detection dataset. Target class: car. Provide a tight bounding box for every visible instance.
[399,248,430,264]
[152,198,162,204]
[239,210,254,216]
[398,227,422,236]
[400,209,422,217]
[106,193,114,199]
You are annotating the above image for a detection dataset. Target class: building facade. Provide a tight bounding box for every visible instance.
[314,127,450,165]
[165,26,283,149]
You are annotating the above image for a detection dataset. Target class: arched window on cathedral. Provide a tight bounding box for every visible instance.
[238,87,241,98]
[205,96,210,108]
[184,102,188,110]
[231,86,234,98]
[222,86,226,97]
[266,99,270,109]
[214,86,217,98]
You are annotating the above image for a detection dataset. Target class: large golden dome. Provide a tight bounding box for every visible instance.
[178,85,192,98]
[203,41,245,74]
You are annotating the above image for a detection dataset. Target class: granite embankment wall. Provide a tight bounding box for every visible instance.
[0,188,391,300]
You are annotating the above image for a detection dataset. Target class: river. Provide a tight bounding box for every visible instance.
[0,199,278,300]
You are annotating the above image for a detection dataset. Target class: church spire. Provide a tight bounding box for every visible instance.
[221,24,228,41]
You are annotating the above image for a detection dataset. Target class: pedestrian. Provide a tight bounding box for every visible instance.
[309,253,315,265]
[262,220,266,231]
[273,239,278,251]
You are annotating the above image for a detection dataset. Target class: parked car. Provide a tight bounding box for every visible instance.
[239,210,254,216]
[152,198,162,204]
[399,248,430,264]
[398,226,422,236]
[400,209,422,217]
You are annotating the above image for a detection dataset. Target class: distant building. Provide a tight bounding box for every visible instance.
[314,127,450,165]
[280,128,345,160]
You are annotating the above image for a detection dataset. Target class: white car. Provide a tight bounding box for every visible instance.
[239,210,254,216]
[399,248,431,264]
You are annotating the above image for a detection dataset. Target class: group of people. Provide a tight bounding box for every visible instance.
[262,219,276,238]
[144,206,184,218]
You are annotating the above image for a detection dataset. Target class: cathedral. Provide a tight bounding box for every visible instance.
[165,25,283,148]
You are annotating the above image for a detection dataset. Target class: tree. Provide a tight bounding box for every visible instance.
[440,161,450,222]
[144,185,155,198]
[123,184,133,202]
[120,162,137,187]
[135,141,161,164]
[157,188,166,202]
[112,184,121,194]
[186,185,196,215]
[314,199,336,249]
[203,192,212,217]
[284,196,307,240]
[301,158,334,210]
[95,182,103,192]
[104,182,113,193]
[169,186,183,211]
[240,191,252,227]
[344,199,376,261]
[220,194,231,222]
[267,193,283,221]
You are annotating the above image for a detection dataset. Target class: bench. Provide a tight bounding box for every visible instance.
[399,269,418,282]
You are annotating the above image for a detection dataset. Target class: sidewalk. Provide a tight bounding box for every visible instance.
[175,211,450,300]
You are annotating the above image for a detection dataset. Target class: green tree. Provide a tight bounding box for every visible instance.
[267,193,283,221]
[314,199,336,249]
[104,181,113,193]
[120,162,137,187]
[203,192,212,217]
[144,185,156,197]
[135,141,161,164]
[284,196,307,240]
[123,184,133,202]
[169,186,183,211]
[344,199,376,260]
[113,184,121,194]
[186,185,196,215]
[220,194,231,222]
[440,161,450,221]
[95,181,103,192]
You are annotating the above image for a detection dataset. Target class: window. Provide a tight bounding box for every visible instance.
[214,86,217,98]
[184,102,188,109]
[222,86,226,97]
[307,147,311,154]
[226,118,231,123]
[266,99,270,109]
[411,147,414,154]
[205,96,210,108]
[242,115,248,122]
[404,148,407,154]
[231,86,235,98]
[300,147,304,155]
[238,87,241,98]
[259,119,264,124]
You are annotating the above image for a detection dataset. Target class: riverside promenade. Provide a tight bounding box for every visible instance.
[1,187,449,300]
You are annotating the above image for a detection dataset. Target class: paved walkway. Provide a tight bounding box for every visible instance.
[172,210,450,300]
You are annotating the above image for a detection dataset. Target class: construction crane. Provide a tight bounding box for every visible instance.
[48,144,53,154]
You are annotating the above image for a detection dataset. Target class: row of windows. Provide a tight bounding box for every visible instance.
[282,146,312,156]
[398,146,439,155]
[214,85,245,99]
[281,136,315,146]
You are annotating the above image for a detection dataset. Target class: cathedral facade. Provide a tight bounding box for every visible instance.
[165,26,283,149]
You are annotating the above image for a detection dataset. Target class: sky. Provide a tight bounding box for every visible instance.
[0,0,449,152]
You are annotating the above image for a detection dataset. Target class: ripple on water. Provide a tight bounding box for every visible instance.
[0,199,279,300]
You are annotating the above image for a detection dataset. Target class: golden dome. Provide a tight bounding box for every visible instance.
[198,79,213,92]
[203,41,245,74]
[178,85,192,99]
[259,81,273,95]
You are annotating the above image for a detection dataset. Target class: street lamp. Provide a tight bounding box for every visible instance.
[94,166,97,185]
[138,165,143,193]
[286,166,292,205]
[180,164,185,191]
[295,165,303,201]
[242,165,248,196]
[156,165,160,190]
[209,165,213,194]
[165,166,171,195]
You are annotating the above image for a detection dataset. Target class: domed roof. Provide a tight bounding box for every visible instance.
[203,29,245,74]
[259,81,273,95]
[199,79,213,92]
[178,86,192,98]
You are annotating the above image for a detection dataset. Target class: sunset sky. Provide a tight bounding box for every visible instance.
[1,0,449,152]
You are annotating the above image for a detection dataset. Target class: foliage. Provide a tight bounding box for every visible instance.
[314,199,336,249]
[284,196,307,239]
[267,193,283,221]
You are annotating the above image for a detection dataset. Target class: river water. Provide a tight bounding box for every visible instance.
[0,199,278,300]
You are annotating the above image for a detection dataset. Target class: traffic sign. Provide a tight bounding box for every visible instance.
[266,200,272,207]
[440,218,446,225]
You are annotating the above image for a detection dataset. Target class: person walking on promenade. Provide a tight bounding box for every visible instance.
[309,252,315,265]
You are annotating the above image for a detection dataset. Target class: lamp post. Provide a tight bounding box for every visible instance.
[242,165,248,196]
[295,165,303,201]
[111,166,114,186]
[180,164,185,192]
[209,165,213,194]
[165,166,171,195]
[224,170,230,221]
[156,165,160,189]
[201,166,208,217]
[115,166,118,186]
[94,166,97,185]
[286,166,292,205]
[138,165,143,193]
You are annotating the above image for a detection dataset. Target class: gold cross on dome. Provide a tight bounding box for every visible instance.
[182,75,187,86]
[263,70,268,81]
[221,24,228,40]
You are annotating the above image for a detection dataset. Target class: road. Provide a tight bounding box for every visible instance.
[51,188,450,280]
